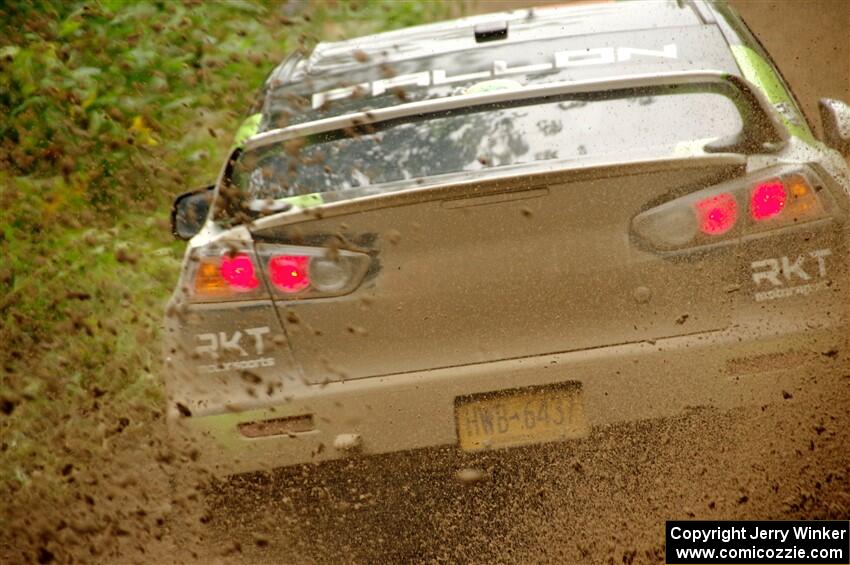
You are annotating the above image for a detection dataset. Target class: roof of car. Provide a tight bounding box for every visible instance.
[261,1,743,129]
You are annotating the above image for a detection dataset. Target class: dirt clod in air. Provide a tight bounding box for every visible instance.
[455,467,487,485]
[114,246,139,264]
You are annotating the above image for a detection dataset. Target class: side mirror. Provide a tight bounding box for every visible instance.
[171,185,214,240]
[819,98,850,156]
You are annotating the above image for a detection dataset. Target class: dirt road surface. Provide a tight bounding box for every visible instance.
[206,379,850,563]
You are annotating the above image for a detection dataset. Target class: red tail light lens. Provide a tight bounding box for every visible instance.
[219,254,259,290]
[695,193,737,235]
[749,180,786,221]
[268,255,311,294]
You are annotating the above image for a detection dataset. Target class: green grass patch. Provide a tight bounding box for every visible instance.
[0,1,465,560]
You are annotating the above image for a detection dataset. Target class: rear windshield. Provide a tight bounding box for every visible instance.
[224,88,743,216]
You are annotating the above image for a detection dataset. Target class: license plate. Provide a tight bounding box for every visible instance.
[455,382,588,452]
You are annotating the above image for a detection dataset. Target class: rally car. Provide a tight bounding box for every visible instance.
[165,0,850,475]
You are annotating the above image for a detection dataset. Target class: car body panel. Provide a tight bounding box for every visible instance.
[171,323,844,476]
[254,158,743,383]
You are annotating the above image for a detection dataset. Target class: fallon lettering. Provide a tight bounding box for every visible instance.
[312,43,678,109]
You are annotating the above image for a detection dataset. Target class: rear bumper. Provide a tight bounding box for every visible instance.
[169,323,846,476]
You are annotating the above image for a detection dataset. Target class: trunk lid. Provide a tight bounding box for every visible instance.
[252,157,745,383]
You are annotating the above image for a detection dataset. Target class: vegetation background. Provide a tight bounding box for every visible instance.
[0,1,458,562]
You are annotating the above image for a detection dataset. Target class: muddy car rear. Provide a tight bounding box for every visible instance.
[164,1,850,476]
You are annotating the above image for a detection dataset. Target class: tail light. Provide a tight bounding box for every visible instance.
[633,167,832,251]
[696,193,738,235]
[255,243,370,299]
[268,255,310,294]
[749,180,786,220]
[219,254,260,289]
[186,243,369,303]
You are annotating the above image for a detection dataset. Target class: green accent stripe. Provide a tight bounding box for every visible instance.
[232,112,262,149]
[278,193,324,208]
[730,45,814,143]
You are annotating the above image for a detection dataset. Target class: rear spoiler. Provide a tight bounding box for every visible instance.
[245,70,789,155]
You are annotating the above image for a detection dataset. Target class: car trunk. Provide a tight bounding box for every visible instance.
[252,157,746,384]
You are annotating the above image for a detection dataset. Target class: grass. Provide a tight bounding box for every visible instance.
[0,1,465,561]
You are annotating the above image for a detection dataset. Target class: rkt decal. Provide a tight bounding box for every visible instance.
[751,249,831,302]
[194,326,276,374]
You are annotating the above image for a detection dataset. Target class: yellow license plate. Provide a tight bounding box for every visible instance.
[455,383,588,452]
